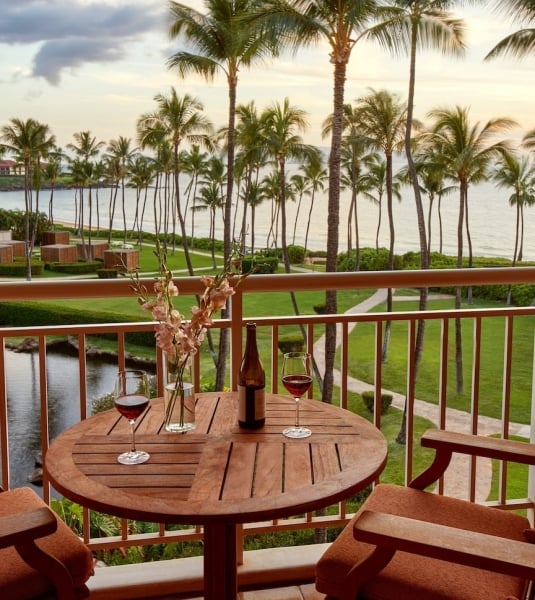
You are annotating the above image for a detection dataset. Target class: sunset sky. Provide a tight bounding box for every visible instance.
[0,1,532,152]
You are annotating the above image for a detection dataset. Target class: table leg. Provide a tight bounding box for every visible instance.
[203,522,238,600]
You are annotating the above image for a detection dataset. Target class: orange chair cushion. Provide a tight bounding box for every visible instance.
[0,487,94,599]
[316,483,529,600]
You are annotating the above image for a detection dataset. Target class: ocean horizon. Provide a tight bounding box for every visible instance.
[0,177,531,262]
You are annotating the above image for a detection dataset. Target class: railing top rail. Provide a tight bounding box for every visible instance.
[1,267,535,301]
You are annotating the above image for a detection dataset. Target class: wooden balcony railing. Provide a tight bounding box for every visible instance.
[1,267,535,594]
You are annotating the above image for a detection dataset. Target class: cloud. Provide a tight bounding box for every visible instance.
[0,0,166,85]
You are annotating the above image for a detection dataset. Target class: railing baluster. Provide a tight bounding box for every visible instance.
[0,269,533,554]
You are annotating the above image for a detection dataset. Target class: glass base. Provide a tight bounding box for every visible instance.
[165,422,196,433]
[117,450,150,465]
[282,426,312,439]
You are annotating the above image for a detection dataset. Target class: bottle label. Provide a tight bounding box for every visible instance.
[238,385,265,424]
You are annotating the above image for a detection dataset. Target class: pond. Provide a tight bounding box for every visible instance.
[3,347,130,490]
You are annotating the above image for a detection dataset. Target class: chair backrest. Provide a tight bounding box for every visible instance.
[0,487,93,599]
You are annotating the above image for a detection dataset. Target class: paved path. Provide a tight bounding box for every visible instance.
[313,289,530,501]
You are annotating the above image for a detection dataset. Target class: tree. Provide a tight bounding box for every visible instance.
[234,101,270,251]
[299,151,327,257]
[265,0,400,404]
[377,0,465,443]
[168,0,281,262]
[137,89,213,270]
[42,147,64,227]
[486,0,535,60]
[168,1,284,392]
[180,145,210,248]
[67,131,105,252]
[493,150,535,286]
[106,136,138,245]
[0,118,56,280]
[423,105,516,393]
[260,97,317,274]
[354,88,406,361]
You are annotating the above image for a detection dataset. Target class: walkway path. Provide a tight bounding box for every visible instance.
[313,289,530,501]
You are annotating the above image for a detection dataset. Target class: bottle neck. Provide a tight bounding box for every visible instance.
[245,327,258,358]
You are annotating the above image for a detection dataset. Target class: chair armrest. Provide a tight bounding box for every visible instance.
[422,429,535,463]
[409,429,535,490]
[0,507,57,548]
[353,510,535,581]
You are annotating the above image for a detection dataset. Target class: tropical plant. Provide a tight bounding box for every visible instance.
[106,136,138,245]
[493,150,535,277]
[137,88,214,270]
[262,0,402,403]
[260,97,317,273]
[0,117,56,280]
[354,88,406,361]
[422,105,517,393]
[486,0,535,60]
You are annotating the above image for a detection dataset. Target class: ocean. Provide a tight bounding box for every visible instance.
[0,178,529,261]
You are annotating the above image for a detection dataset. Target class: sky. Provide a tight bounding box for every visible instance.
[0,0,533,153]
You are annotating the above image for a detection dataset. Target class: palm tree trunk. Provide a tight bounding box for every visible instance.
[397,24,430,444]
[322,59,346,405]
[455,183,466,395]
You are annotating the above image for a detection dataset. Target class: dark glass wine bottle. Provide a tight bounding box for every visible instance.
[238,322,266,429]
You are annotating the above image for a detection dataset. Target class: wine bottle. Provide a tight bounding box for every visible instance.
[238,322,266,429]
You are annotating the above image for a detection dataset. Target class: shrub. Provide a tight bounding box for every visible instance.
[313,302,327,314]
[361,390,393,415]
[242,255,278,274]
[278,334,305,354]
[45,260,100,274]
[0,259,43,277]
[287,245,306,264]
[97,268,118,279]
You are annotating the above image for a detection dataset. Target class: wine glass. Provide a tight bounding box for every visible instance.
[113,369,150,465]
[281,352,313,439]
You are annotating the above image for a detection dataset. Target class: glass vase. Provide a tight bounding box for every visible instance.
[163,354,196,433]
[164,380,196,433]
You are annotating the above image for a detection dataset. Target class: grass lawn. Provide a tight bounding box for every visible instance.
[343,296,535,425]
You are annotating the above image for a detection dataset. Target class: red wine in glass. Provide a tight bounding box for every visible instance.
[281,352,313,439]
[114,395,149,421]
[282,374,313,398]
[114,370,150,465]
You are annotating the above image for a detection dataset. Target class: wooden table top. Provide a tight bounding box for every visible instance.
[45,393,387,525]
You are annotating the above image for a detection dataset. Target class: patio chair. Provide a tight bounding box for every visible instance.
[0,486,94,599]
[315,429,535,600]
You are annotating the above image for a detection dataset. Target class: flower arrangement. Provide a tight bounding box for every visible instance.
[130,243,245,430]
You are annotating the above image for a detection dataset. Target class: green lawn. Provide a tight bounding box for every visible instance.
[342,296,535,424]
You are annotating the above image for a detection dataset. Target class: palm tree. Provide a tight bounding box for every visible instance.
[423,105,516,393]
[493,151,535,277]
[0,118,56,280]
[486,0,535,60]
[196,180,225,267]
[67,131,105,250]
[106,136,138,245]
[300,151,327,257]
[263,0,401,403]
[381,0,466,270]
[167,0,281,260]
[128,155,155,248]
[180,145,210,247]
[260,98,317,274]
[42,147,64,227]
[234,101,269,252]
[376,1,466,443]
[354,88,406,361]
[137,89,213,271]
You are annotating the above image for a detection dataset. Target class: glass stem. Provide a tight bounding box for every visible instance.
[294,397,300,427]
[130,419,137,453]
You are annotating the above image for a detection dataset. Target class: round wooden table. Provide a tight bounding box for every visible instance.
[45,392,387,599]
